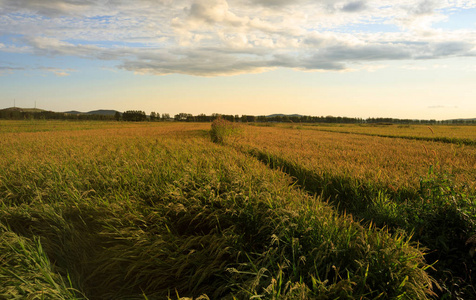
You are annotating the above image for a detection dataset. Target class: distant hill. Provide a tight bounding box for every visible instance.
[87,109,119,116]
[0,107,119,119]
[0,107,47,113]
[64,109,119,116]
[64,110,82,115]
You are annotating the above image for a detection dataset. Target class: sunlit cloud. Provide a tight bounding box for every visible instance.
[40,67,76,77]
[0,63,77,76]
[1,0,476,76]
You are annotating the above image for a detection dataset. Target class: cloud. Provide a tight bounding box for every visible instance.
[1,0,476,76]
[40,67,76,76]
[0,0,95,17]
[0,65,25,75]
[341,1,367,12]
[319,44,412,61]
[249,0,304,8]
[188,0,245,26]
[0,64,76,76]
[15,33,476,76]
[410,0,438,16]
[117,45,278,76]
[23,36,115,59]
[0,42,31,54]
[432,41,476,57]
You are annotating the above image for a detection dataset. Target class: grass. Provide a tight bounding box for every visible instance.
[210,117,243,144]
[229,123,476,298]
[0,231,81,299]
[0,120,437,299]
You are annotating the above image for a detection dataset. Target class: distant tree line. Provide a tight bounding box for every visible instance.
[1,108,474,124]
[161,114,475,125]
[121,110,147,122]
[115,111,171,121]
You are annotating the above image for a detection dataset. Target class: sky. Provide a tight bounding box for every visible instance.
[1,0,476,120]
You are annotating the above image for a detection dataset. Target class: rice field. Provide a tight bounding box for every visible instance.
[236,124,476,193]
[297,123,476,145]
[0,120,151,133]
[1,120,475,299]
[228,122,476,298]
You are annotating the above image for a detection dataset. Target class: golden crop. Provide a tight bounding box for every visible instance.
[235,125,476,192]
[1,120,474,298]
[301,123,476,140]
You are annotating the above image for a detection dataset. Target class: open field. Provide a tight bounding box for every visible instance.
[295,123,476,146]
[228,122,476,298]
[0,120,151,133]
[1,120,475,299]
[239,124,476,193]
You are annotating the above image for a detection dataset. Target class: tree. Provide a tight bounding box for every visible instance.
[123,110,146,122]
[196,113,208,122]
[174,113,192,121]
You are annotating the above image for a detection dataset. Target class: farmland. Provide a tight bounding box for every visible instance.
[1,120,475,299]
[298,123,476,145]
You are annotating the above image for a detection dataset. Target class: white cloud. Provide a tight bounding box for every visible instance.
[1,0,476,76]
[187,0,245,26]
[24,36,107,58]
[0,0,95,17]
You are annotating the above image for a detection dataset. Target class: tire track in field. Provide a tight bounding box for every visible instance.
[237,146,412,226]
